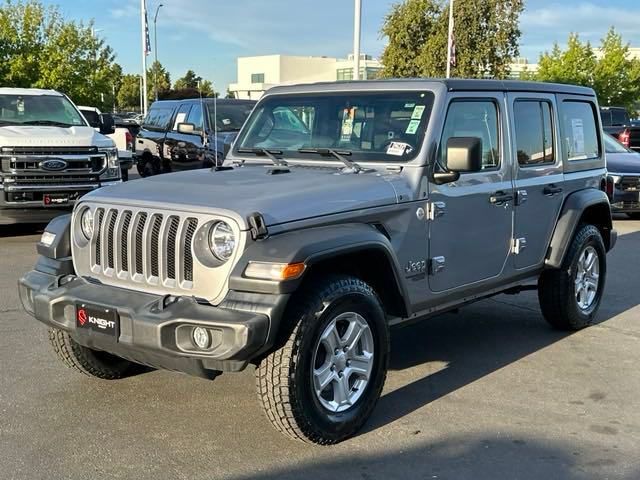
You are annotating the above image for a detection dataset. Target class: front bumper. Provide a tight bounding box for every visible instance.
[19,270,270,375]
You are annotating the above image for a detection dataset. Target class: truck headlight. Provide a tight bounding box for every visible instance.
[209,221,235,261]
[100,147,120,180]
[80,208,94,240]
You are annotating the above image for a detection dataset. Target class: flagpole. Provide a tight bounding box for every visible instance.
[141,0,149,115]
[353,0,362,80]
[446,0,454,78]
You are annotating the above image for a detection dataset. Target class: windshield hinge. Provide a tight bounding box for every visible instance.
[248,212,269,240]
[426,201,446,221]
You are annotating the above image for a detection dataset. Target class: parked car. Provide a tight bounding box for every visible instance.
[78,106,134,181]
[600,106,640,152]
[0,88,120,225]
[20,79,615,444]
[604,133,640,219]
[135,98,255,177]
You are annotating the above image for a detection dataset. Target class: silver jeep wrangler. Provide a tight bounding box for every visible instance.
[20,79,616,444]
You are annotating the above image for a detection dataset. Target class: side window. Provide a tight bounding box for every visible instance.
[440,100,500,170]
[514,100,554,166]
[143,107,173,130]
[187,103,203,131]
[561,101,600,161]
[172,103,192,131]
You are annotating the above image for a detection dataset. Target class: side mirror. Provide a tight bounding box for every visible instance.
[432,137,483,185]
[177,122,196,134]
[99,113,115,135]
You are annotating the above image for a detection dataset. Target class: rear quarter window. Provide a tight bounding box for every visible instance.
[143,105,174,131]
[560,101,600,161]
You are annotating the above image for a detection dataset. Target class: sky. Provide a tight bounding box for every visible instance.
[41,0,640,91]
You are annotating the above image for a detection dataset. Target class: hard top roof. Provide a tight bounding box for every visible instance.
[0,87,63,96]
[267,78,595,97]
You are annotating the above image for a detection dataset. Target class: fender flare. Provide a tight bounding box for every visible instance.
[545,189,613,268]
[229,223,410,310]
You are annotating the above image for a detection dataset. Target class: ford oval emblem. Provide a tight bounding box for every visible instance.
[40,159,68,171]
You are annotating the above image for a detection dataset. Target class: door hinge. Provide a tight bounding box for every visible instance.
[515,190,528,206]
[426,201,446,221]
[429,256,446,275]
[512,237,527,255]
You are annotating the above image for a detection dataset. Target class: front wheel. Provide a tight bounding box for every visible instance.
[538,224,607,330]
[49,328,135,379]
[256,276,389,444]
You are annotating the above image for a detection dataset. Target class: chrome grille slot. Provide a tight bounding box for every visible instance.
[85,206,209,295]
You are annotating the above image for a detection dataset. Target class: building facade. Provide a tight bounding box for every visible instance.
[229,54,382,100]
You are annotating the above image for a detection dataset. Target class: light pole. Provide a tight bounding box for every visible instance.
[353,0,362,80]
[153,3,164,101]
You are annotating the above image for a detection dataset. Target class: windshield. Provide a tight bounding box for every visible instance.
[604,133,631,154]
[209,103,254,132]
[0,94,86,127]
[235,91,435,162]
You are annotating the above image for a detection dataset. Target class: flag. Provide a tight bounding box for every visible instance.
[143,1,151,56]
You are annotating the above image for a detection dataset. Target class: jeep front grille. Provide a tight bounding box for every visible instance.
[90,207,199,290]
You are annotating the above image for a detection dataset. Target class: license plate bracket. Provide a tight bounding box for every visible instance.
[43,193,70,206]
[76,303,119,338]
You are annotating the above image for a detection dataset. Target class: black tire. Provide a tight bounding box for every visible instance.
[538,224,607,330]
[256,275,389,445]
[627,213,640,220]
[121,168,129,181]
[48,328,135,380]
[136,155,159,177]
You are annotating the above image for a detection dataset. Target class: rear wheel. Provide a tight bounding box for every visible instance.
[627,213,640,220]
[48,328,135,379]
[256,276,389,444]
[538,224,607,330]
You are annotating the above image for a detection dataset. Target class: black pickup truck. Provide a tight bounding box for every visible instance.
[600,106,640,153]
[135,98,255,176]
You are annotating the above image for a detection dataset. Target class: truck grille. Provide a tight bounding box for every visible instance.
[619,176,640,192]
[90,206,199,291]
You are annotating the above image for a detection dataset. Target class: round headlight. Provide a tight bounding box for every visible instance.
[80,209,94,240]
[209,221,236,261]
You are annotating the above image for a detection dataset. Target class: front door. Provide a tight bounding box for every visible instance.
[428,94,514,293]
[508,93,565,270]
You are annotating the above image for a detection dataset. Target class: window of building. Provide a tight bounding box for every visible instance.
[337,68,353,81]
[251,73,265,84]
[440,100,500,169]
[514,100,554,166]
[561,101,600,161]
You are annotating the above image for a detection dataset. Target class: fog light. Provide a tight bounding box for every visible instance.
[192,327,211,350]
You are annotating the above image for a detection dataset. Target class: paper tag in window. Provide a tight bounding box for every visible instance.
[387,142,411,156]
[404,103,416,109]
[411,105,426,120]
[570,118,585,155]
[406,119,421,135]
[340,107,356,141]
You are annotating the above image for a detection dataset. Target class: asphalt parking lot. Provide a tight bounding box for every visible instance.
[1,213,639,480]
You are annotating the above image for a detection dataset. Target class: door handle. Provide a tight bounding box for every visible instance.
[543,185,563,196]
[489,191,514,205]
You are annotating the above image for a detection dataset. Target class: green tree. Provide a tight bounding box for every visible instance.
[225,87,236,99]
[0,0,120,110]
[380,0,524,79]
[532,29,640,110]
[379,0,440,78]
[174,69,200,90]
[147,60,171,101]
[117,74,142,111]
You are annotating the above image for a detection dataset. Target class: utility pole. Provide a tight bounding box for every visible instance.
[140,0,149,115]
[446,0,454,79]
[153,3,164,101]
[353,0,362,80]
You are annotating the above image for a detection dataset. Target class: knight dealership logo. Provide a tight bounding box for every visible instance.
[77,308,116,330]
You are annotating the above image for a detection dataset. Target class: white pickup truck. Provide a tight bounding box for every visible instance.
[77,106,134,181]
[0,88,121,225]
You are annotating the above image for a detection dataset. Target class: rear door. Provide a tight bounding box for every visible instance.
[428,93,514,293]
[508,93,564,270]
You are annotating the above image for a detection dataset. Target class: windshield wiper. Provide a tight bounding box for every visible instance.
[237,147,289,167]
[298,148,364,173]
[20,120,75,127]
